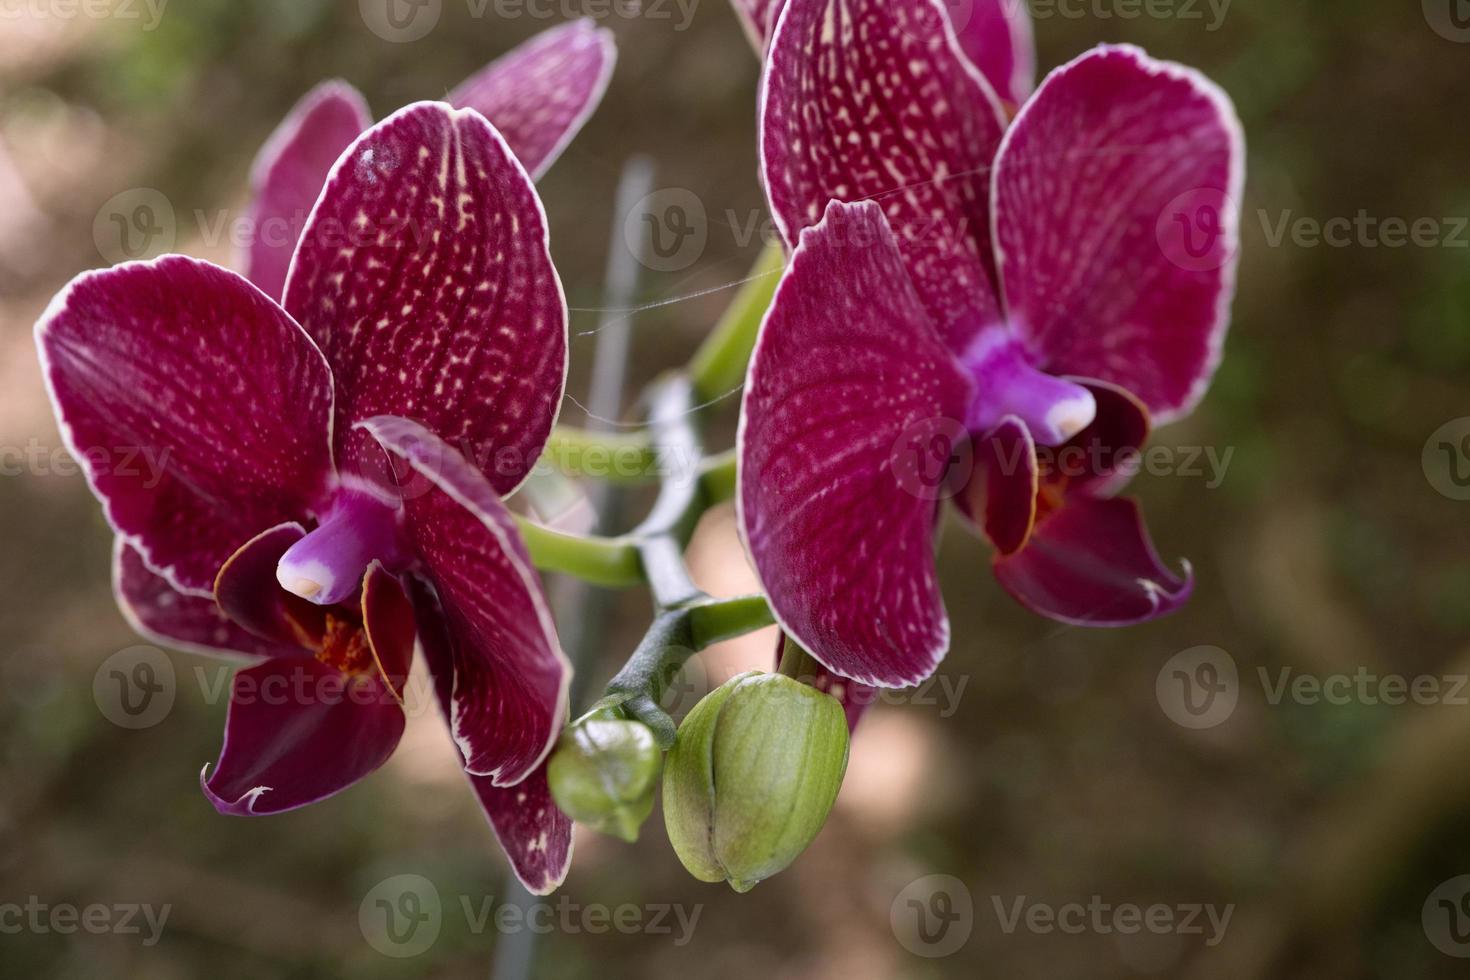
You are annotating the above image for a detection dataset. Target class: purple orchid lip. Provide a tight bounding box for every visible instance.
[961,327,1097,447]
[275,490,404,606]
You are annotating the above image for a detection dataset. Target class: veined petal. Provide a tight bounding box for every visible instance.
[738,200,971,689]
[201,657,405,815]
[448,19,616,180]
[114,540,298,660]
[285,102,568,496]
[992,44,1245,424]
[956,416,1037,556]
[761,0,1008,352]
[36,256,336,596]
[415,580,572,893]
[364,416,570,786]
[951,0,1035,108]
[240,81,372,301]
[993,495,1193,626]
[727,0,783,49]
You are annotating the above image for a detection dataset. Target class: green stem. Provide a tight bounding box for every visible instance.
[515,517,642,589]
[687,242,785,403]
[698,449,738,506]
[594,594,777,747]
[543,426,658,483]
[689,594,775,649]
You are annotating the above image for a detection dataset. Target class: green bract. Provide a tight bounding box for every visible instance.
[662,671,850,892]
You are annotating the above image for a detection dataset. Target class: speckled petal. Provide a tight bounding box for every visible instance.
[285,102,568,495]
[762,0,1008,352]
[993,495,1193,626]
[240,81,371,301]
[993,45,1245,423]
[201,657,405,815]
[951,0,1035,108]
[36,256,336,596]
[739,201,972,689]
[449,19,616,179]
[114,540,298,660]
[364,416,570,786]
[414,577,573,894]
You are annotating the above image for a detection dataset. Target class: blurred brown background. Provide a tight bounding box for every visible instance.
[3,0,1470,977]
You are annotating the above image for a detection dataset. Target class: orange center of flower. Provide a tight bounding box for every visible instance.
[315,613,375,677]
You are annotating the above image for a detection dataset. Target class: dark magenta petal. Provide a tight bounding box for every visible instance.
[240,81,371,301]
[952,0,1035,108]
[214,523,326,649]
[413,577,573,893]
[739,201,971,689]
[993,44,1245,423]
[728,0,782,48]
[201,657,405,815]
[364,416,570,786]
[285,102,568,495]
[448,19,615,180]
[114,540,299,660]
[762,0,1008,353]
[362,561,415,702]
[37,256,336,595]
[993,496,1193,626]
[957,417,1037,556]
[1056,379,1151,497]
[465,765,574,896]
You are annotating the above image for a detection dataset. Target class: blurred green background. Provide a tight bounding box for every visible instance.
[2,0,1470,977]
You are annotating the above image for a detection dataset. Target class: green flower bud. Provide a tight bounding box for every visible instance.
[547,716,662,842]
[662,670,850,892]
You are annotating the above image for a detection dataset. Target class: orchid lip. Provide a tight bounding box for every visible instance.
[276,491,403,606]
[961,326,1097,446]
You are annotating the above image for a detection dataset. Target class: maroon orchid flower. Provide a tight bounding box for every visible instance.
[739,0,1244,687]
[241,18,614,301]
[37,99,588,893]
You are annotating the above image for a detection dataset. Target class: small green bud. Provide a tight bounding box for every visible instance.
[662,671,850,892]
[547,716,662,842]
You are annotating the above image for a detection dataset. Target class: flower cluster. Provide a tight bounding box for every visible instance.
[37,0,1242,895]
